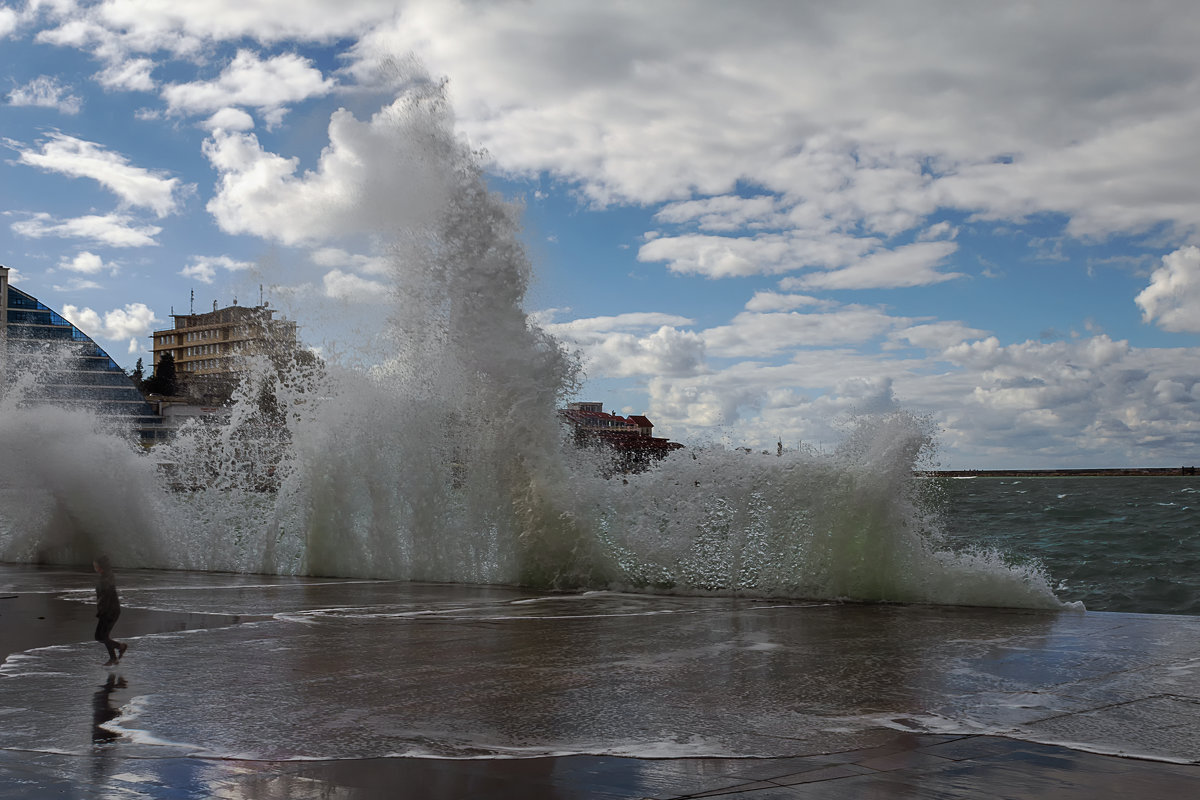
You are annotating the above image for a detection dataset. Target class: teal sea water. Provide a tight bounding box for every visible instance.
[937,477,1200,615]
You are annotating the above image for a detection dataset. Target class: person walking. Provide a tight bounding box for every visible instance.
[93,556,127,666]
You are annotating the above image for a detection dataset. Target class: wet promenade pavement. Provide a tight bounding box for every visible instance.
[2,564,1199,798]
[3,732,1199,798]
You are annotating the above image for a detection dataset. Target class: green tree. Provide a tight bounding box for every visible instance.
[143,353,178,396]
[127,357,145,390]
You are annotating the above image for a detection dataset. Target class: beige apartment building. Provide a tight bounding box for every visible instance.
[151,302,298,385]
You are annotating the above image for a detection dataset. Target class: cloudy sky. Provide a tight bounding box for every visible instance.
[3,0,1200,468]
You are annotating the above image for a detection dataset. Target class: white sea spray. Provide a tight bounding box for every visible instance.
[0,75,1064,610]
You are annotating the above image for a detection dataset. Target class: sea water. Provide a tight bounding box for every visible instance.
[938,477,1200,615]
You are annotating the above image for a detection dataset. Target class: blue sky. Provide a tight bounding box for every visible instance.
[3,1,1200,468]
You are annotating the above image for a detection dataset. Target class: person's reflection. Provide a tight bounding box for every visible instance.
[91,673,127,793]
[92,673,127,744]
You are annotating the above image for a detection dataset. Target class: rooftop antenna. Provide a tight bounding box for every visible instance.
[189,289,194,315]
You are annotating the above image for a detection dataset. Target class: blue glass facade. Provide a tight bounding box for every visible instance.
[2,276,165,441]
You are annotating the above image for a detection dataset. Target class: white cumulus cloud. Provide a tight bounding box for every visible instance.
[58,251,109,274]
[12,212,161,247]
[704,306,905,358]
[94,57,156,91]
[322,269,390,302]
[162,49,334,121]
[545,312,695,336]
[655,195,786,232]
[343,1,1200,289]
[51,277,103,292]
[310,247,391,276]
[886,321,990,352]
[1135,246,1200,333]
[642,331,1200,467]
[203,85,457,245]
[180,255,254,284]
[61,302,159,342]
[5,75,81,114]
[35,1,400,56]
[743,292,825,312]
[545,312,705,378]
[203,107,255,132]
[639,232,877,279]
[787,241,962,291]
[0,5,19,38]
[12,133,185,216]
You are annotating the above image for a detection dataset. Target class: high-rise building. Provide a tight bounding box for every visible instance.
[150,301,299,401]
[0,266,164,441]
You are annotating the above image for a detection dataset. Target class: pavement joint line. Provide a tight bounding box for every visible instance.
[1024,692,1191,724]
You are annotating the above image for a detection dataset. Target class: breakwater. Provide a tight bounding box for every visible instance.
[923,467,1197,478]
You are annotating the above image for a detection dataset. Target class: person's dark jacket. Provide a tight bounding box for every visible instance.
[96,574,120,620]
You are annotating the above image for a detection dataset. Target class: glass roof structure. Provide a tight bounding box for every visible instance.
[2,274,165,441]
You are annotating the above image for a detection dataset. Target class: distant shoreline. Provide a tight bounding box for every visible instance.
[919,467,1197,478]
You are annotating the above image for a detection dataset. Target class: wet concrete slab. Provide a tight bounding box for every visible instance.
[2,564,1200,797]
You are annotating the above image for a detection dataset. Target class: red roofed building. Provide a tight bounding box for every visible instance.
[559,402,683,474]
[628,415,654,436]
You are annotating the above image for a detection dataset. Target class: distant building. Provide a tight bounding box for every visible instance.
[150,300,299,403]
[628,415,654,437]
[560,402,642,435]
[559,401,683,474]
[0,266,164,441]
